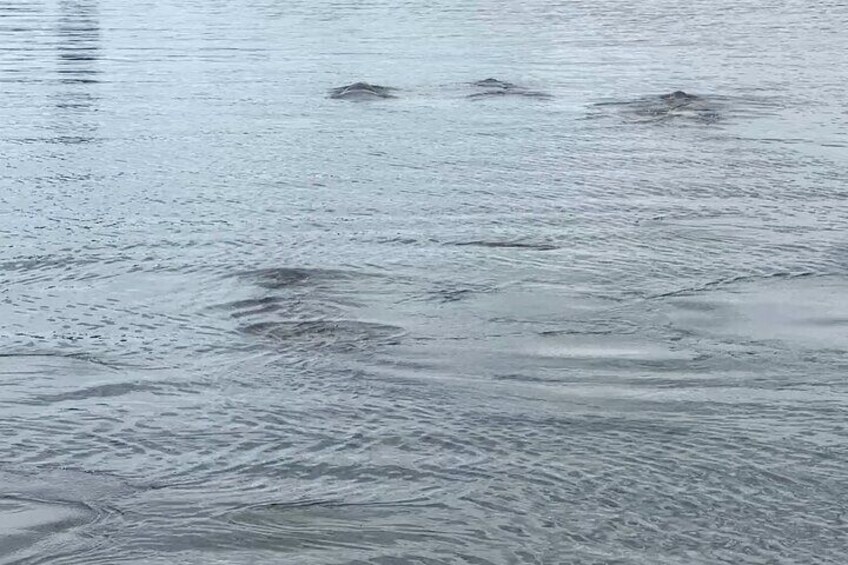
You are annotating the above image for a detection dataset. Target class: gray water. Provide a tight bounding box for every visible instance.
[2,1,847,563]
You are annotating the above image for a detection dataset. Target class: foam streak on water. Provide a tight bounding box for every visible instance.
[1,0,847,563]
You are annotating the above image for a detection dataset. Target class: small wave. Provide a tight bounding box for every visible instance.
[646,270,818,300]
[423,281,497,304]
[0,352,119,376]
[235,267,357,290]
[30,380,170,404]
[221,497,468,557]
[0,466,139,506]
[0,495,96,560]
[428,287,478,303]
[449,240,560,251]
[241,319,405,352]
[654,273,848,352]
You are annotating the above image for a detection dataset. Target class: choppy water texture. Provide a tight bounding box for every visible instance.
[2,0,847,563]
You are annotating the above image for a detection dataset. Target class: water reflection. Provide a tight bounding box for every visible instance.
[0,1,42,84]
[52,0,100,144]
[57,0,100,83]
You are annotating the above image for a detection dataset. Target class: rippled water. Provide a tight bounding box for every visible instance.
[2,1,847,563]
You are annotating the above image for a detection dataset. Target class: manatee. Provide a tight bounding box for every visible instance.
[662,90,698,102]
[660,90,699,108]
[593,90,720,123]
[329,82,396,100]
[468,78,551,100]
[472,78,517,90]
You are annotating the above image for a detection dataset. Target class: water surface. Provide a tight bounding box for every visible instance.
[1,1,847,563]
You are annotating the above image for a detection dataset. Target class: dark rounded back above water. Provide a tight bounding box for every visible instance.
[329,82,397,100]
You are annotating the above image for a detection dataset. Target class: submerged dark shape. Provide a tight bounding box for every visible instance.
[329,82,397,100]
[468,78,551,100]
